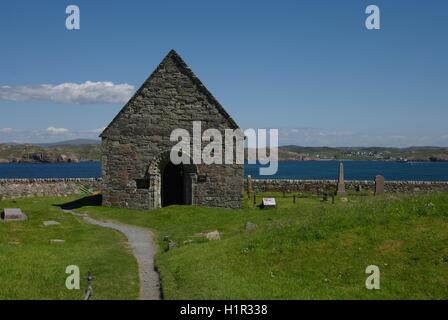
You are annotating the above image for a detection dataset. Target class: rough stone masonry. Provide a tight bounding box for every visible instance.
[247,179,448,194]
[0,178,100,200]
[1,178,448,201]
[100,50,243,210]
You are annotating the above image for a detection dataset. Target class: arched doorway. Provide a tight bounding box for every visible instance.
[161,162,184,206]
[147,151,198,209]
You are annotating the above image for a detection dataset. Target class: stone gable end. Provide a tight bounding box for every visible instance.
[101,50,243,210]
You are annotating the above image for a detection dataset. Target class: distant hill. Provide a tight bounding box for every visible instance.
[0,142,447,163]
[276,145,448,161]
[36,139,101,147]
[0,140,101,163]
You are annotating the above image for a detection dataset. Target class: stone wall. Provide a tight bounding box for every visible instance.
[247,179,448,194]
[100,50,243,210]
[1,177,447,202]
[0,178,101,200]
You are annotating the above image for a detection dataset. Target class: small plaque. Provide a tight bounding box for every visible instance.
[262,198,276,209]
[197,174,207,183]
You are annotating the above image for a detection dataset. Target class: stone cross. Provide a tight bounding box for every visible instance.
[336,162,346,196]
[374,175,385,196]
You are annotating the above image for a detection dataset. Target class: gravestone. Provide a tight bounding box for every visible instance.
[49,239,65,244]
[375,175,385,196]
[43,220,60,226]
[336,162,346,196]
[247,175,253,197]
[245,222,257,232]
[206,230,221,240]
[262,197,276,209]
[1,208,27,221]
[168,240,177,249]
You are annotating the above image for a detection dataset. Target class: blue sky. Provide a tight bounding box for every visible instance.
[0,0,447,146]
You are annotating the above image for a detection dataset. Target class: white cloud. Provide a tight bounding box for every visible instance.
[0,81,134,104]
[46,127,69,134]
[0,128,15,133]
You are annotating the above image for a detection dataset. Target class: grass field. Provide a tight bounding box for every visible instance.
[81,192,448,299]
[0,196,139,300]
[1,192,447,299]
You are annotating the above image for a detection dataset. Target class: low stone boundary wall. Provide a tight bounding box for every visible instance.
[1,178,447,201]
[246,179,448,194]
[0,178,102,200]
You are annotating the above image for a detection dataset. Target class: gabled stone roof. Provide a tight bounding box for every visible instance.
[100,49,239,138]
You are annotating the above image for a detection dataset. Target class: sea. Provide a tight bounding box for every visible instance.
[1,160,448,181]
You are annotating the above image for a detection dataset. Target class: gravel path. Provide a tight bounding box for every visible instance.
[63,210,161,300]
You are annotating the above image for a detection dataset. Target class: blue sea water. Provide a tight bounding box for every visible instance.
[246,160,448,181]
[0,162,101,179]
[1,160,448,181]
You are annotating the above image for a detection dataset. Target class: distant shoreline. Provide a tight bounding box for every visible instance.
[1,141,448,163]
[1,159,448,165]
[0,159,98,164]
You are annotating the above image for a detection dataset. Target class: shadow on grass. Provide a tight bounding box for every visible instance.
[53,194,102,210]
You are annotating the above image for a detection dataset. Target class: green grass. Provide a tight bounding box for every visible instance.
[0,196,139,300]
[2,193,447,299]
[80,192,448,299]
